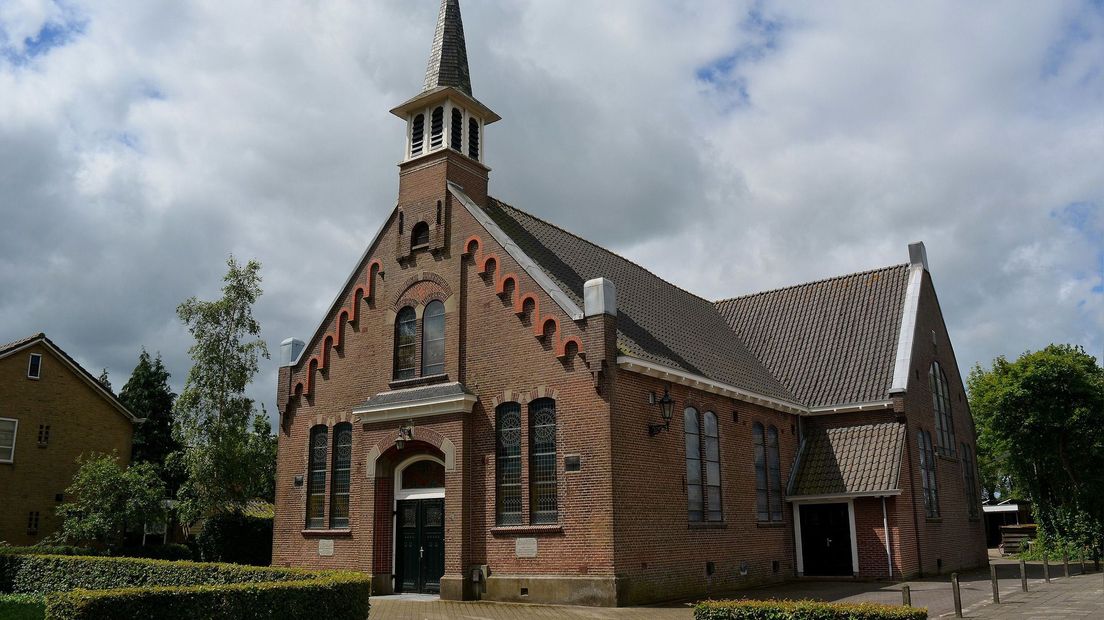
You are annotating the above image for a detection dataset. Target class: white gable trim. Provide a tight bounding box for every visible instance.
[448,182,584,320]
[889,264,925,394]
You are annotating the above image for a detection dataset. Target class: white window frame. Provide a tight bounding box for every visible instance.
[27,353,42,379]
[0,418,18,463]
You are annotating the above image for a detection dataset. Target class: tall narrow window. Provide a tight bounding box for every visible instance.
[0,418,17,463]
[961,442,979,519]
[27,353,41,379]
[411,221,430,248]
[451,108,463,150]
[306,425,328,529]
[393,306,417,380]
[702,411,722,522]
[929,362,955,456]
[468,118,480,159]
[529,398,558,524]
[767,425,783,521]
[918,430,939,518]
[495,402,522,525]
[410,113,425,157]
[754,423,769,521]
[430,106,444,150]
[37,424,49,446]
[684,407,703,522]
[329,423,352,528]
[422,301,446,376]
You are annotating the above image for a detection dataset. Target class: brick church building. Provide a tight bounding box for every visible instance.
[272,0,987,606]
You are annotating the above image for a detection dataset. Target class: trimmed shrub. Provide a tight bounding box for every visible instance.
[44,572,370,620]
[694,599,928,620]
[0,546,95,557]
[0,554,314,595]
[0,593,46,620]
[195,513,273,566]
[112,544,194,562]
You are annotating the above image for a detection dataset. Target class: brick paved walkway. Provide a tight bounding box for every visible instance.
[967,571,1103,619]
[368,595,693,619]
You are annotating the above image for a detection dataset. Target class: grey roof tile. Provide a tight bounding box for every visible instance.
[481,198,797,403]
[789,422,905,497]
[358,381,471,410]
[715,265,909,407]
[423,0,472,96]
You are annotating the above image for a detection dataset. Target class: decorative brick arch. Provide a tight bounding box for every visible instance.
[366,425,456,477]
[391,271,453,309]
[489,386,561,409]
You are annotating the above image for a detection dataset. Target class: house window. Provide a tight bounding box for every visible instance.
[0,418,17,463]
[37,424,49,447]
[529,398,558,524]
[468,118,480,159]
[411,221,430,249]
[495,402,522,525]
[27,353,42,379]
[754,423,784,522]
[451,107,463,150]
[918,429,939,518]
[410,113,425,157]
[961,442,979,519]
[421,301,446,376]
[430,106,444,150]
[684,407,703,521]
[929,362,955,456]
[306,425,328,529]
[393,306,417,380]
[27,511,39,535]
[329,423,352,529]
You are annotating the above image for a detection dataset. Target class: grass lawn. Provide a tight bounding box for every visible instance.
[0,594,45,620]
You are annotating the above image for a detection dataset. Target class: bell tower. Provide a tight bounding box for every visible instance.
[391,0,499,235]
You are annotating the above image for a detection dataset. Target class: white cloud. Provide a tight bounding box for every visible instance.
[0,0,1101,414]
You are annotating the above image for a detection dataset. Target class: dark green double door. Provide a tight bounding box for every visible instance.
[396,499,445,594]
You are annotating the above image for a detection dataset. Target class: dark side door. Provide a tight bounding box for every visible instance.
[396,498,445,593]
[800,502,854,576]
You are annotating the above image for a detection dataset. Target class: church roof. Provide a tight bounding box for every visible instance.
[716,265,910,408]
[423,0,472,96]
[479,197,798,404]
[788,422,905,498]
[470,194,914,411]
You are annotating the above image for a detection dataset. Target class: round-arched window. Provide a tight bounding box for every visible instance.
[401,459,445,490]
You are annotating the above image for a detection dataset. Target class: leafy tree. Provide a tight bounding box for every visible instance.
[56,453,165,547]
[172,256,272,522]
[969,344,1104,555]
[97,368,111,392]
[121,350,179,466]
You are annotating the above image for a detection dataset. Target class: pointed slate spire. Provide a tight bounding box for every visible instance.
[423,0,472,96]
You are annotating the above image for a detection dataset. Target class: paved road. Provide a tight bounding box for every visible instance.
[369,555,1102,619]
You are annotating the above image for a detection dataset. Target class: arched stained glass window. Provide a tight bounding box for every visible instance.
[394,307,417,380]
[329,423,352,528]
[430,106,444,149]
[753,423,768,521]
[306,425,328,529]
[685,407,703,522]
[929,362,956,456]
[529,398,558,524]
[410,113,425,157]
[918,429,939,518]
[702,411,722,522]
[496,402,522,525]
[961,442,979,519]
[767,425,783,521]
[402,459,445,490]
[421,301,445,376]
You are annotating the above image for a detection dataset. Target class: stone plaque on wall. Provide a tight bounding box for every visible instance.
[515,537,538,558]
[318,539,334,557]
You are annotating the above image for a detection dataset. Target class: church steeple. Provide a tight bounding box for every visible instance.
[391,0,499,167]
[424,0,472,96]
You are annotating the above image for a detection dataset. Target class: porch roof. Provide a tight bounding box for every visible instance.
[788,422,905,499]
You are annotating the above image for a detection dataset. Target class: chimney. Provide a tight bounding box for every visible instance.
[583,278,618,396]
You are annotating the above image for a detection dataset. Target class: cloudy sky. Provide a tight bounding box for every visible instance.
[2,0,1101,417]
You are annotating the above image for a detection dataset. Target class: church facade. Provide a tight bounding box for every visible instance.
[271,0,987,606]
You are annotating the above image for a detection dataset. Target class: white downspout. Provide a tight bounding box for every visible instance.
[882,496,893,578]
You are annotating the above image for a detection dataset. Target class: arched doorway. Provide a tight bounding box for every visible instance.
[393,455,446,594]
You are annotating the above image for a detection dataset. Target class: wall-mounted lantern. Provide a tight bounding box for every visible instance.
[395,422,415,450]
[647,387,675,436]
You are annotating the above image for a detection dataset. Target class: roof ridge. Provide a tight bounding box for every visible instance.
[486,196,716,305]
[714,263,910,305]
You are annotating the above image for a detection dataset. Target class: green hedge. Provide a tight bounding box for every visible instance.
[0,593,46,620]
[196,513,272,566]
[44,572,370,620]
[694,599,928,620]
[0,554,315,595]
[0,546,95,557]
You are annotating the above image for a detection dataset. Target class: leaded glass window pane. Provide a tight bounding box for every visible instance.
[702,411,722,521]
[529,398,558,525]
[329,424,352,528]
[402,459,445,489]
[930,362,956,456]
[496,402,522,525]
[767,426,783,521]
[422,301,446,376]
[753,423,769,521]
[394,307,416,380]
[306,426,328,529]
[684,408,703,522]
